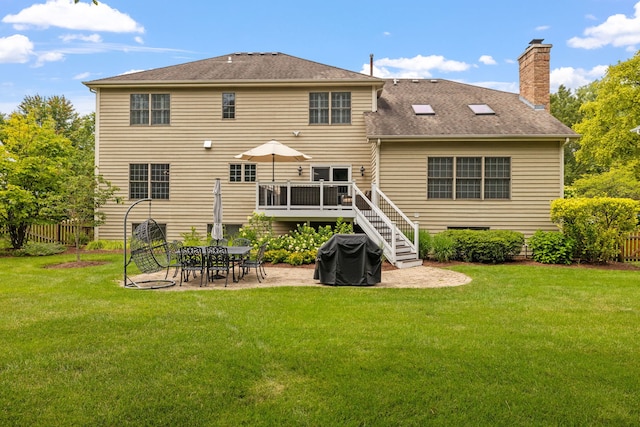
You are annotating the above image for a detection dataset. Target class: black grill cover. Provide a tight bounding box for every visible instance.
[313,234,382,286]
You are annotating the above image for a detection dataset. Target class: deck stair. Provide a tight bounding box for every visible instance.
[350,183,422,269]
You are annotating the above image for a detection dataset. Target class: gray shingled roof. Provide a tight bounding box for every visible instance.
[365,79,578,139]
[85,52,382,84]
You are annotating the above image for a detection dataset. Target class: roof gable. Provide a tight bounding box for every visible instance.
[365,79,577,139]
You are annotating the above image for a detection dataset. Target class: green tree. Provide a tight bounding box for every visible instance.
[574,53,640,172]
[0,114,73,248]
[571,161,640,199]
[18,95,79,138]
[551,82,598,185]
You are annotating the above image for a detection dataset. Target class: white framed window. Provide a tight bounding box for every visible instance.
[309,92,351,124]
[130,94,170,125]
[222,92,235,119]
[229,163,256,182]
[427,157,510,200]
[129,163,170,199]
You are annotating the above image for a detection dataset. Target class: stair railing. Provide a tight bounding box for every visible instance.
[349,183,398,264]
[371,183,419,255]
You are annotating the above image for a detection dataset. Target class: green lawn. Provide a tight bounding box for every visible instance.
[1,253,639,426]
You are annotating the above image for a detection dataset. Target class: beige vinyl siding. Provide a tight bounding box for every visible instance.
[96,86,373,240]
[377,140,563,237]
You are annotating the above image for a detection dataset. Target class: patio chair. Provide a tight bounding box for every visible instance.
[232,238,251,246]
[206,246,231,287]
[242,243,267,283]
[179,246,206,287]
[209,237,228,246]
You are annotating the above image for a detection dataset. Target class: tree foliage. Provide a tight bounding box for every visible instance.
[571,161,640,199]
[551,83,598,185]
[574,53,640,172]
[0,114,73,248]
[1,95,118,255]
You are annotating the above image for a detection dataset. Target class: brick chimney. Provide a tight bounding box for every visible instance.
[518,39,552,111]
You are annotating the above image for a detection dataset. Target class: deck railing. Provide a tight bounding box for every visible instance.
[256,180,351,211]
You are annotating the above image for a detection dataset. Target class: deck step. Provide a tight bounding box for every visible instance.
[395,258,424,269]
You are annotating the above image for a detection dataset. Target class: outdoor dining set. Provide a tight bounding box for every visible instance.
[178,239,267,287]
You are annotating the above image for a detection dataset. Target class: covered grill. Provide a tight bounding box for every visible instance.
[313,234,382,286]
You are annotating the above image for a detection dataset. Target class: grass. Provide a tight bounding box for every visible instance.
[1,253,640,426]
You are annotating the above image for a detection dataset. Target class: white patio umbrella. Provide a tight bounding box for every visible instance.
[234,139,312,181]
[212,178,223,243]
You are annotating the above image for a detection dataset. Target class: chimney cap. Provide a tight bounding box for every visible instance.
[529,38,544,45]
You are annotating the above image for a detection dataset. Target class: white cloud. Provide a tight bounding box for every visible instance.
[479,55,497,65]
[35,51,64,66]
[383,31,391,36]
[361,54,470,78]
[60,33,102,43]
[134,36,144,44]
[550,65,608,90]
[535,25,550,31]
[568,1,640,49]
[121,69,145,75]
[73,72,91,80]
[2,0,144,33]
[0,34,33,63]
[473,81,518,93]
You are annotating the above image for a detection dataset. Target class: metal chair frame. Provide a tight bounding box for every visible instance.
[242,243,267,283]
[123,199,180,289]
[206,246,231,287]
[179,246,206,287]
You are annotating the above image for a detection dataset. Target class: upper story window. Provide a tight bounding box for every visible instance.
[229,163,256,182]
[222,92,235,119]
[130,94,170,125]
[309,92,351,124]
[427,157,510,200]
[129,163,170,199]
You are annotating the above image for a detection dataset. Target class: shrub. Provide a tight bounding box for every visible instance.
[237,213,274,249]
[86,240,125,250]
[264,249,290,264]
[551,197,640,263]
[418,230,432,259]
[286,252,305,266]
[180,227,206,246]
[527,230,574,265]
[441,229,525,263]
[431,233,456,262]
[17,241,66,256]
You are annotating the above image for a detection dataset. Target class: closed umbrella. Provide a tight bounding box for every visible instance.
[234,139,312,181]
[212,178,223,243]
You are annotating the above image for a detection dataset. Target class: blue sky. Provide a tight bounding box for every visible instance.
[2,0,640,115]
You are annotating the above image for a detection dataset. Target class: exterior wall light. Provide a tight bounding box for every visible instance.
[360,165,365,176]
[298,165,303,176]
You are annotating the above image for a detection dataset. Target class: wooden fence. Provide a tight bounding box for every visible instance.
[27,222,94,245]
[621,231,640,262]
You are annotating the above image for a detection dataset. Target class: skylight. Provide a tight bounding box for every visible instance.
[468,104,495,115]
[412,104,435,115]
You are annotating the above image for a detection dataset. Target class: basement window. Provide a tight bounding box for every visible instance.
[468,104,495,115]
[412,104,435,115]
